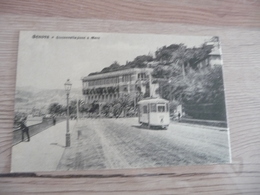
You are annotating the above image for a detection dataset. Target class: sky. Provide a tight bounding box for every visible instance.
[16,31,213,90]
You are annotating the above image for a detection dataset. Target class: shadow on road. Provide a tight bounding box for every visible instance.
[50,143,65,148]
[131,125,167,131]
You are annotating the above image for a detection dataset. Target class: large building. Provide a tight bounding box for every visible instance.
[82,68,159,104]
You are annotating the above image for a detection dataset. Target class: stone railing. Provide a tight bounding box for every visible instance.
[13,117,66,145]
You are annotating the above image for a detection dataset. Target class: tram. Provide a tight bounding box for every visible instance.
[137,98,170,129]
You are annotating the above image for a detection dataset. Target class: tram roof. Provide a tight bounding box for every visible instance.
[137,98,169,105]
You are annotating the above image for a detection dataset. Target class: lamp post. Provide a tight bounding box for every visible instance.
[64,79,72,147]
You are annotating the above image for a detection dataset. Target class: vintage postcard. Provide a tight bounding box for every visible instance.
[11,31,231,172]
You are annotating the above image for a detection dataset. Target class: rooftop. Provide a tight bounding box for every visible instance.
[82,68,153,81]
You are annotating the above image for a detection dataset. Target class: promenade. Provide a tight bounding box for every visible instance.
[11,120,76,172]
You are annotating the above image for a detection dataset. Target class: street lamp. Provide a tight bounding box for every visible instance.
[64,79,72,147]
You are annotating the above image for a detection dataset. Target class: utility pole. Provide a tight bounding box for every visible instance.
[149,74,152,97]
[76,97,79,121]
[168,77,174,102]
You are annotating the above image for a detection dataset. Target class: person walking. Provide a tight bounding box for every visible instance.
[53,116,56,125]
[19,117,30,142]
[178,112,181,122]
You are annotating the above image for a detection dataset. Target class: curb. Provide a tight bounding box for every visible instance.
[171,121,228,131]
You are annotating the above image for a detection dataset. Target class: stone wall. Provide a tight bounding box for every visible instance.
[13,117,65,145]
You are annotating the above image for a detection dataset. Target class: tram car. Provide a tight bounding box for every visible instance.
[137,98,170,129]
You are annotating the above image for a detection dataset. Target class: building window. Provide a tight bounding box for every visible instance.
[122,74,131,82]
[138,73,147,80]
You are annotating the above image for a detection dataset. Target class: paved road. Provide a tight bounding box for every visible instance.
[57,118,230,171]
[12,120,76,172]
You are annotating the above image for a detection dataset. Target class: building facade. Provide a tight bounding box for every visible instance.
[195,41,223,69]
[82,68,159,104]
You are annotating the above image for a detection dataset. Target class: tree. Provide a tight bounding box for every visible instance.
[155,44,180,62]
[68,100,77,115]
[153,43,213,80]
[79,102,90,113]
[89,100,99,114]
[112,103,122,117]
[179,66,226,120]
[118,94,133,117]
[181,66,224,104]
[126,55,153,68]
[109,95,134,117]
[152,65,173,78]
[101,61,121,73]
[101,103,111,116]
[48,103,63,115]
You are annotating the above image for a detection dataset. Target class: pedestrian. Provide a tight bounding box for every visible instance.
[178,112,181,122]
[19,117,30,142]
[53,116,56,125]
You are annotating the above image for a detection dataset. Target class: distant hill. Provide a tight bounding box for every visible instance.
[15,86,83,114]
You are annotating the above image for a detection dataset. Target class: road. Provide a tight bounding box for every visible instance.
[57,118,230,170]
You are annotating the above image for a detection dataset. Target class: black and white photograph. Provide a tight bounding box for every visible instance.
[11,31,231,172]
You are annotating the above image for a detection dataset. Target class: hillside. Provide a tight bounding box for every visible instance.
[15,86,83,114]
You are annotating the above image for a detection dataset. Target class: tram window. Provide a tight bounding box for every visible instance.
[143,105,148,113]
[151,103,157,112]
[166,103,169,112]
[158,105,165,112]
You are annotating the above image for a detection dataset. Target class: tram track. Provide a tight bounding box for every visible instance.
[58,117,229,170]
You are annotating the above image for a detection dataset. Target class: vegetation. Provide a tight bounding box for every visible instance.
[48,103,64,115]
[47,37,226,120]
[150,38,226,120]
[99,95,135,118]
